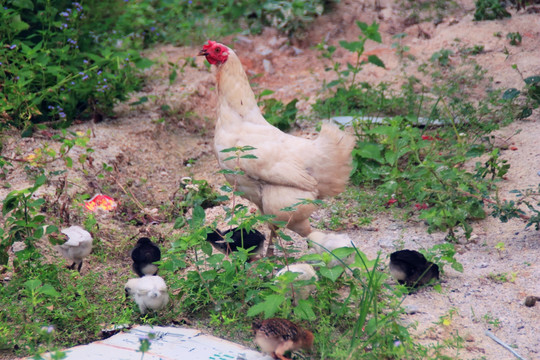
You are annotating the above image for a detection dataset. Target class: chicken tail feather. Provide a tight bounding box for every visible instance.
[312,123,356,197]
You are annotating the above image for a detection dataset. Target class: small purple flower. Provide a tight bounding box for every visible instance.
[82,75,88,80]
[97,70,102,75]
[48,105,54,110]
[41,325,55,334]
[188,0,192,3]
[103,85,108,89]
[103,78,107,82]
[79,72,85,75]
[394,340,401,347]
[9,44,16,49]
[62,23,68,29]
[15,76,19,80]
[60,11,69,17]
[83,59,88,64]
[150,27,156,32]
[59,112,66,118]
[71,81,75,85]
[67,8,72,13]
[0,62,2,65]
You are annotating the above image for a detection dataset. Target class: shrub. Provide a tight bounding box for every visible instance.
[0,1,150,132]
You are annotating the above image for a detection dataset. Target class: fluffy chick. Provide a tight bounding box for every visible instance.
[252,318,314,360]
[55,225,93,272]
[124,275,169,314]
[206,227,265,260]
[275,264,318,302]
[307,231,355,267]
[389,250,439,290]
[131,237,161,277]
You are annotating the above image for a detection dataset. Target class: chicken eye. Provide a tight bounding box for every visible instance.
[215,48,221,53]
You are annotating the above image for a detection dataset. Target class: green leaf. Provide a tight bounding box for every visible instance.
[201,241,213,256]
[39,284,60,297]
[367,55,385,68]
[134,57,154,69]
[339,40,364,53]
[240,154,257,159]
[174,216,186,229]
[130,96,149,106]
[189,206,205,229]
[24,279,42,291]
[13,0,34,10]
[258,89,275,97]
[502,88,520,100]
[319,266,344,282]
[34,175,47,187]
[524,75,540,85]
[294,299,316,321]
[247,294,285,318]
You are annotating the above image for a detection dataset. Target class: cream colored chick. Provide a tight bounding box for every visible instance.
[275,264,318,302]
[252,318,314,360]
[124,275,169,314]
[55,225,93,272]
[307,231,355,267]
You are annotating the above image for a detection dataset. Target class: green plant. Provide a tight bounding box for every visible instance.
[0,1,150,131]
[474,0,511,20]
[506,32,522,46]
[490,185,540,230]
[257,89,299,131]
[430,49,454,67]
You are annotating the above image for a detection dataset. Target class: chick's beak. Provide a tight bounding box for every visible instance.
[198,49,208,56]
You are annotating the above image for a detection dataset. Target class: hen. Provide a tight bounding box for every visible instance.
[199,41,355,255]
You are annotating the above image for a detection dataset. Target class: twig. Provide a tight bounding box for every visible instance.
[485,330,526,360]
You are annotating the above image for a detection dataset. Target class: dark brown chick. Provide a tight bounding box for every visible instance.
[252,318,313,360]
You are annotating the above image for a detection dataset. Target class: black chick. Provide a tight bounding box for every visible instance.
[389,250,439,290]
[206,227,265,260]
[131,237,161,277]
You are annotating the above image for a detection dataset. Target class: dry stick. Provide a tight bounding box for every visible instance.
[485,330,526,360]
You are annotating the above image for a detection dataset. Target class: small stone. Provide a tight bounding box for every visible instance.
[537,170,540,176]
[263,59,275,74]
[404,305,419,314]
[479,263,488,268]
[465,334,475,342]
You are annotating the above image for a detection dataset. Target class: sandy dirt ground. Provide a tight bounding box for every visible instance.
[1,0,539,359]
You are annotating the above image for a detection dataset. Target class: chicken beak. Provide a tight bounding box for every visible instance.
[198,49,208,57]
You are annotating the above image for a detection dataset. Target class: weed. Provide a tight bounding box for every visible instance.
[474,0,511,20]
[506,32,522,46]
[257,89,299,131]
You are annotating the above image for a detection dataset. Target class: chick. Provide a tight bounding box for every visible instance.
[275,264,318,301]
[389,250,439,290]
[55,226,93,272]
[206,227,265,260]
[124,275,169,314]
[307,231,355,267]
[252,318,314,360]
[131,237,161,277]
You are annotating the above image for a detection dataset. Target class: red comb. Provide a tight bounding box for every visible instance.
[203,40,216,50]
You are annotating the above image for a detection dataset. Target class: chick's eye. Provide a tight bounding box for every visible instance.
[215,48,221,53]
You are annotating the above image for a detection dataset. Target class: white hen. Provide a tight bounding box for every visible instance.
[124,275,169,314]
[55,225,93,272]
